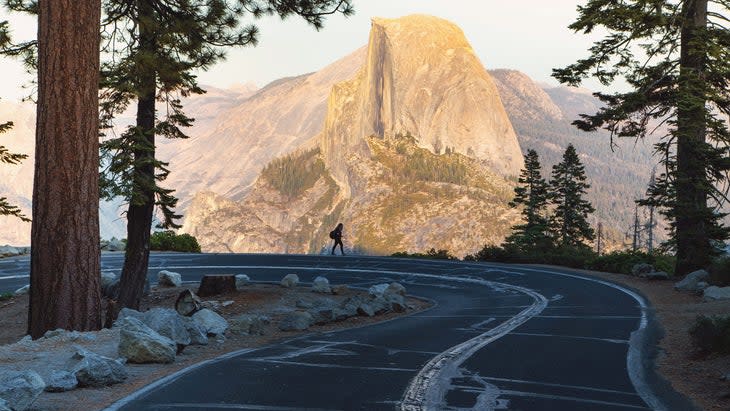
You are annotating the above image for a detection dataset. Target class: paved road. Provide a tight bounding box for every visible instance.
[0,253,694,411]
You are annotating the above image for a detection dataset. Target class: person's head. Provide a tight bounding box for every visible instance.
[336,223,343,230]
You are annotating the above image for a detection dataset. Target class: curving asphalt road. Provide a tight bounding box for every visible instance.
[0,253,696,411]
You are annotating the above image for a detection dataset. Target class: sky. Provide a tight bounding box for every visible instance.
[0,1,603,101]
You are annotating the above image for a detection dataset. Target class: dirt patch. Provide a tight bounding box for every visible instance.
[538,266,730,411]
[0,284,431,411]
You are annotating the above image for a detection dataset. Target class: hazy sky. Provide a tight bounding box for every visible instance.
[0,1,602,101]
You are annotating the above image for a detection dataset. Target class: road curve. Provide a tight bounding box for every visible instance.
[0,253,695,410]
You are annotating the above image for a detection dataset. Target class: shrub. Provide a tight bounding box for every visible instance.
[589,250,676,276]
[150,231,201,253]
[392,248,458,260]
[689,315,730,354]
[0,292,12,301]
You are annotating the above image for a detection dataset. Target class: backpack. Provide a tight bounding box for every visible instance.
[329,230,336,239]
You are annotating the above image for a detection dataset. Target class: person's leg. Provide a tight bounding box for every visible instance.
[338,240,345,255]
[331,241,337,255]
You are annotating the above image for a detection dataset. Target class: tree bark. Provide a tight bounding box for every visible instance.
[675,0,709,275]
[116,0,157,312]
[29,0,102,338]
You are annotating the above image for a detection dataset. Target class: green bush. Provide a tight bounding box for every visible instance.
[392,248,458,260]
[0,292,12,301]
[589,250,676,275]
[150,231,201,253]
[689,315,730,354]
[708,256,730,286]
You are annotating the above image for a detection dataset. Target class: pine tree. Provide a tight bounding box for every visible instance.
[549,144,595,248]
[98,0,354,313]
[553,0,730,275]
[0,116,29,221]
[28,0,102,338]
[504,149,551,252]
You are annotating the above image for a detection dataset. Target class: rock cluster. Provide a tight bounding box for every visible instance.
[672,269,730,301]
[630,264,670,281]
[278,282,409,332]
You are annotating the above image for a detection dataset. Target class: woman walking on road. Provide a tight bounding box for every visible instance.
[329,223,345,255]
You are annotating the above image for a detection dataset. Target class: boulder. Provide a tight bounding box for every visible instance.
[308,308,335,325]
[0,399,10,411]
[68,348,127,387]
[385,293,407,313]
[157,270,182,287]
[191,308,228,336]
[229,314,269,335]
[703,286,730,302]
[140,308,192,348]
[118,317,176,364]
[44,371,78,393]
[357,303,375,317]
[369,283,390,297]
[201,300,223,313]
[296,299,314,309]
[278,311,313,331]
[0,370,45,411]
[197,275,236,297]
[674,269,710,292]
[13,285,29,295]
[386,282,407,296]
[312,276,331,294]
[631,263,655,277]
[100,271,117,289]
[280,274,299,288]
[180,316,209,345]
[175,289,202,316]
[235,274,250,290]
[646,271,670,281]
[331,284,349,295]
[102,278,120,299]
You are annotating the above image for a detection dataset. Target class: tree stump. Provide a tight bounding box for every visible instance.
[197,275,237,297]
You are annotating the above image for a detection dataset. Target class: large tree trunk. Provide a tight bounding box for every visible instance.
[116,0,157,312]
[675,0,710,275]
[29,0,102,339]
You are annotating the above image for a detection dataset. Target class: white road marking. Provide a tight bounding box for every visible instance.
[480,376,639,396]
[152,404,342,410]
[499,389,651,409]
[509,332,628,344]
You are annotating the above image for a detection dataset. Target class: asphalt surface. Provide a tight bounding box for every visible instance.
[0,253,696,411]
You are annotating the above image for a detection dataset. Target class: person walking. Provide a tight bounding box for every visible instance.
[329,223,345,255]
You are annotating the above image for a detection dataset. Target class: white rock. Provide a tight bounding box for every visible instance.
[235,274,250,290]
[386,282,407,296]
[118,317,176,364]
[13,285,29,295]
[0,370,45,411]
[139,308,191,347]
[278,311,313,331]
[44,371,78,392]
[67,348,127,387]
[702,286,730,301]
[281,274,299,288]
[674,269,710,292]
[191,308,228,336]
[312,276,331,294]
[369,283,390,297]
[106,238,125,252]
[100,271,117,288]
[180,316,208,345]
[157,270,182,287]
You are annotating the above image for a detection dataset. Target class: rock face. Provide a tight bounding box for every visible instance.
[180,15,522,257]
[319,15,523,189]
[0,370,45,411]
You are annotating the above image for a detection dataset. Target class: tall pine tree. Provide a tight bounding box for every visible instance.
[504,149,552,253]
[99,0,354,313]
[553,0,730,275]
[549,144,595,248]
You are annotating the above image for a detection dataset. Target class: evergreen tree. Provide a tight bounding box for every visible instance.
[549,144,595,247]
[504,149,551,252]
[553,0,730,274]
[98,0,353,313]
[0,116,29,221]
[28,0,102,338]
